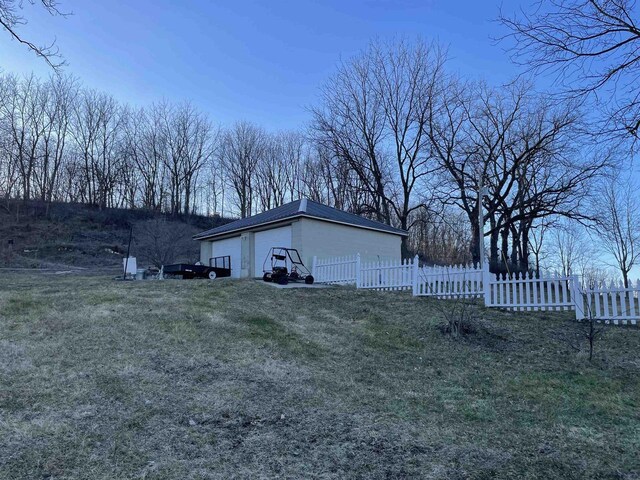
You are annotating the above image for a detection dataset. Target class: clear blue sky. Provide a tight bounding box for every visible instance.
[0,0,524,130]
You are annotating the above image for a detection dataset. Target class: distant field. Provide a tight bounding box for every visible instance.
[1,272,639,479]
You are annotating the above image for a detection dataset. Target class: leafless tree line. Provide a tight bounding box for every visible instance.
[311,39,612,269]
[1,36,637,277]
[0,73,378,221]
[0,74,216,216]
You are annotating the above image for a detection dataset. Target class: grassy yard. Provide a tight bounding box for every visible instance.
[1,273,639,479]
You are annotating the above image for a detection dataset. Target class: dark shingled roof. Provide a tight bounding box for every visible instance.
[193,199,407,240]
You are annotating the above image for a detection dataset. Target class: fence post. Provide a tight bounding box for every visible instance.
[482,261,491,307]
[355,253,361,288]
[412,255,419,296]
[571,275,585,321]
[312,256,317,279]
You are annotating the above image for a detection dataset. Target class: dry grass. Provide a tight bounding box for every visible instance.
[1,272,639,479]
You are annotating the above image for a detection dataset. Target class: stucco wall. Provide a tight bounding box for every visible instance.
[201,235,242,278]
[198,217,402,278]
[199,241,211,264]
[293,217,402,269]
[240,232,254,278]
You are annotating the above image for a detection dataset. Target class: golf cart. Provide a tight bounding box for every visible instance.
[262,247,314,285]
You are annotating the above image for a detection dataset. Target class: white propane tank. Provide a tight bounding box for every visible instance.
[123,257,137,276]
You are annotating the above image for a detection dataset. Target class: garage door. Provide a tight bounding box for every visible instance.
[254,226,292,277]
[211,236,242,278]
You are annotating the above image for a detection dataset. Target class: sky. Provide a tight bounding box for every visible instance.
[0,0,524,130]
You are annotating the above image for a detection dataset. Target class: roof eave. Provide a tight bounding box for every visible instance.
[298,214,408,237]
[193,216,301,240]
[193,213,408,240]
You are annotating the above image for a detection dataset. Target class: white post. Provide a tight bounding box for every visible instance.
[477,180,491,306]
[412,254,419,296]
[312,256,317,279]
[355,253,361,288]
[572,275,585,320]
[478,181,486,270]
[482,261,491,307]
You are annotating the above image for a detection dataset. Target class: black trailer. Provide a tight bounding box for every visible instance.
[163,255,231,280]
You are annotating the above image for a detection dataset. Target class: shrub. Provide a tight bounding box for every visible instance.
[135,219,199,268]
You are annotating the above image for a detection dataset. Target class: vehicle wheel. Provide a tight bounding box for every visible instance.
[305,275,314,285]
[208,270,217,280]
[277,276,289,285]
[263,273,272,282]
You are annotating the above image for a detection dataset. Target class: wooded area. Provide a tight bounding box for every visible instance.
[0,32,637,279]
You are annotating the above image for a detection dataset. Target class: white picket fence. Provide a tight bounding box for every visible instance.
[485,272,578,312]
[359,258,414,290]
[312,254,358,285]
[576,281,640,325]
[312,254,415,290]
[311,253,640,325]
[414,264,484,298]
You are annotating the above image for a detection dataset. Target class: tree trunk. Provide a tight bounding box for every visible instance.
[489,215,499,270]
[500,228,510,275]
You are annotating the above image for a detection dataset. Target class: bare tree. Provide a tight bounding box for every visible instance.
[278,131,306,202]
[204,152,225,216]
[176,103,217,216]
[125,104,171,211]
[312,39,446,256]
[0,76,20,201]
[595,175,640,287]
[429,79,606,271]
[0,0,68,70]
[251,131,305,211]
[71,89,123,208]
[549,220,594,277]
[34,74,77,209]
[0,74,48,201]
[219,121,265,218]
[254,133,285,211]
[371,39,447,256]
[136,218,198,268]
[499,0,640,138]
[311,45,392,225]
[409,206,472,266]
[155,102,215,216]
[300,144,363,211]
[157,102,183,215]
[528,219,554,276]
[580,264,616,289]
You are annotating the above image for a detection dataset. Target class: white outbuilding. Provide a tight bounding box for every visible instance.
[193,199,407,278]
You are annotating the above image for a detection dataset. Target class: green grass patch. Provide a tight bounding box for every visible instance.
[1,294,46,317]
[237,313,325,360]
[361,313,424,352]
[509,371,640,426]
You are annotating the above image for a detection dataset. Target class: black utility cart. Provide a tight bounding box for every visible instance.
[163,255,231,279]
[262,247,314,285]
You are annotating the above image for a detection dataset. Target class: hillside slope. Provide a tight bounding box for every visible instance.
[0,200,231,270]
[0,273,638,478]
